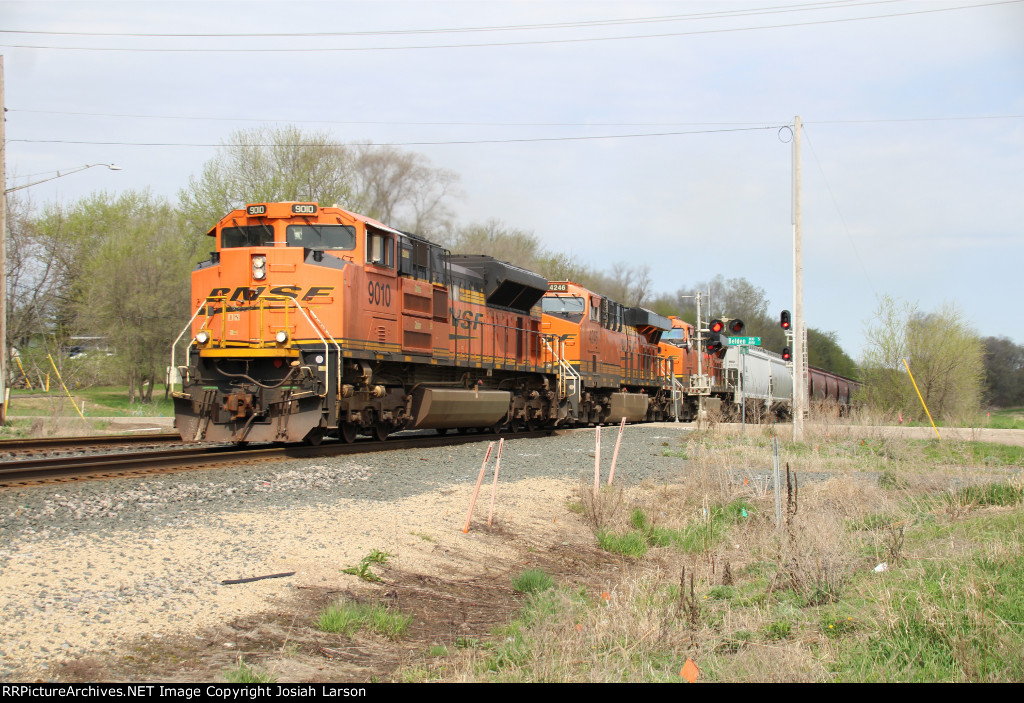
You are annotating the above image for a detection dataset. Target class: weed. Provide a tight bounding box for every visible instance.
[342,549,393,582]
[578,483,624,531]
[512,569,555,594]
[763,619,792,641]
[223,656,275,683]
[882,520,908,565]
[820,613,857,639]
[595,529,649,557]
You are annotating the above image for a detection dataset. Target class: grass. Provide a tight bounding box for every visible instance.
[7,385,175,418]
[401,425,1024,683]
[317,600,413,640]
[594,501,753,558]
[983,407,1024,430]
[512,569,555,594]
[223,656,276,683]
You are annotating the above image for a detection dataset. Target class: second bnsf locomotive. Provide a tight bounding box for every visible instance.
[171,202,852,443]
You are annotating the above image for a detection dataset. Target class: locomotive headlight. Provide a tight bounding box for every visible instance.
[252,255,267,280]
[275,330,288,344]
[195,331,210,345]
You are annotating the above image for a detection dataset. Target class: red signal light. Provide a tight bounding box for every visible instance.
[780,310,791,330]
[710,319,725,334]
[729,319,745,334]
[782,346,792,361]
[706,332,724,353]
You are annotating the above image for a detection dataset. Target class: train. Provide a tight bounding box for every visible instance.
[170,202,856,443]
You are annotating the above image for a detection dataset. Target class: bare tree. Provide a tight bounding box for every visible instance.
[351,144,460,234]
[441,220,546,271]
[179,125,356,231]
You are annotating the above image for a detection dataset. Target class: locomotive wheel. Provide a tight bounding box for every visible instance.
[436,428,449,436]
[303,428,325,446]
[488,422,503,434]
[510,419,523,434]
[339,422,358,444]
[525,417,539,432]
[373,422,390,442]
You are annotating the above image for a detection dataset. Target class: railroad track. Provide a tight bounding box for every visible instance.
[0,432,181,454]
[0,429,558,488]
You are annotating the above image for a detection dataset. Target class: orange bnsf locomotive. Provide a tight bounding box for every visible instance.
[170,202,851,444]
[172,202,568,443]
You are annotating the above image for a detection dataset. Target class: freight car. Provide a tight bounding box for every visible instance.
[170,201,853,443]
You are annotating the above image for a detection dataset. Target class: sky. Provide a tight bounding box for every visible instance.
[3,0,1023,359]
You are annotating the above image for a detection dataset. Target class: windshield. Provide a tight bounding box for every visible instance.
[221,225,274,248]
[542,296,586,323]
[286,224,356,250]
[661,327,690,346]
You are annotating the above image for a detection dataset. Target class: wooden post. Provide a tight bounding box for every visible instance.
[462,441,494,533]
[487,438,504,526]
[607,417,626,485]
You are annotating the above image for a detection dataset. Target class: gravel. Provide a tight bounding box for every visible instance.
[0,423,695,680]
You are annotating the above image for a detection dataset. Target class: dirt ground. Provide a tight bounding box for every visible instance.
[24,476,637,684]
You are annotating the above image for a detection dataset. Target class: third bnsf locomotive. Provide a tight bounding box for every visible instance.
[171,202,853,443]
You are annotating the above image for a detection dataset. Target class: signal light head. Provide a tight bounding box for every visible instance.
[706,332,726,354]
[782,346,792,361]
[780,310,791,330]
[709,319,725,334]
[729,319,745,334]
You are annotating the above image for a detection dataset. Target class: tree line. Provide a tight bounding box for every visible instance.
[5,125,1019,414]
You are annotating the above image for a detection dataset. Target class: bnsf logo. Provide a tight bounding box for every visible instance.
[207,286,333,302]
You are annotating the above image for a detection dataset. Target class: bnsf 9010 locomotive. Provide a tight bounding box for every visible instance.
[171,202,852,443]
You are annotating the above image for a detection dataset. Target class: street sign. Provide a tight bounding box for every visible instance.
[727,336,761,346]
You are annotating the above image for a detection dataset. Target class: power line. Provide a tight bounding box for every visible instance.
[1,1,1018,52]
[0,1,890,37]
[3,109,790,128]
[6,125,785,148]
[8,108,1022,129]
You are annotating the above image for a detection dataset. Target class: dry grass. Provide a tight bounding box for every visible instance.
[406,425,1024,683]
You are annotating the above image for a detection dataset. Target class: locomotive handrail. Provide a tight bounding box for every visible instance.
[169,296,226,393]
[541,335,581,405]
[257,294,338,400]
[168,294,339,400]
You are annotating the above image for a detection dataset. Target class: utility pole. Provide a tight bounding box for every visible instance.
[1,55,7,425]
[792,115,805,442]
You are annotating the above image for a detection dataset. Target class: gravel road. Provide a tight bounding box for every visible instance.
[0,423,694,680]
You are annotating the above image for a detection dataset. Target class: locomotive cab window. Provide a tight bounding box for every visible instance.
[286,224,356,250]
[221,225,275,248]
[366,231,394,268]
[662,327,688,345]
[542,296,586,323]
